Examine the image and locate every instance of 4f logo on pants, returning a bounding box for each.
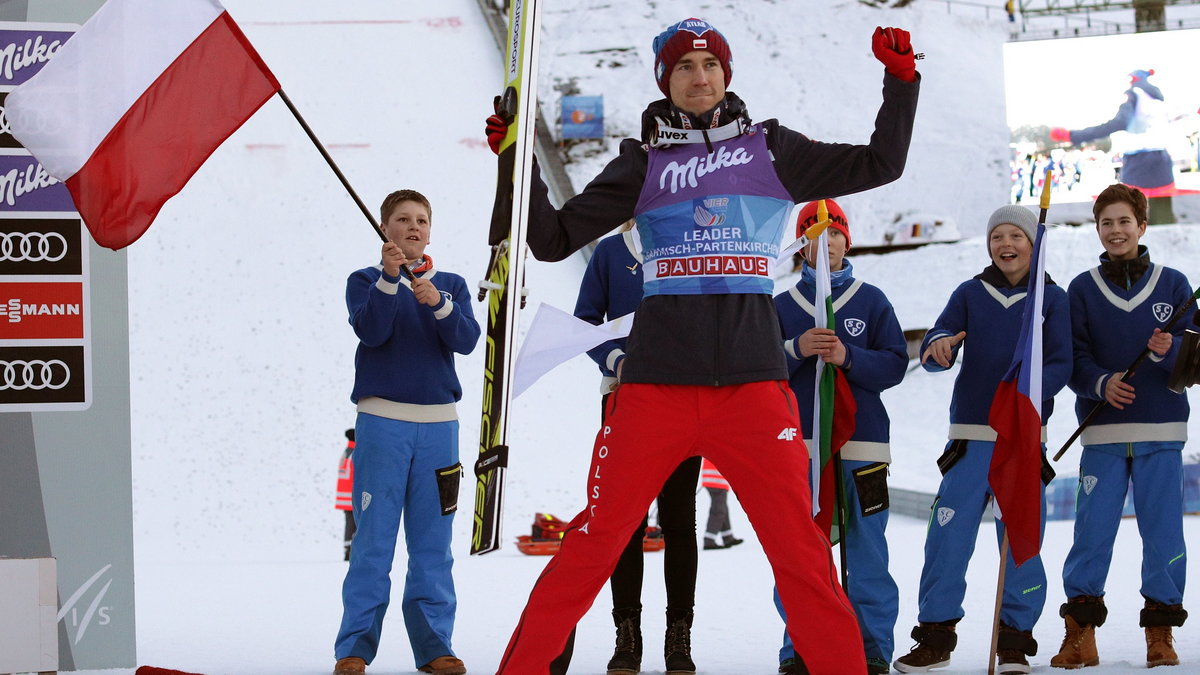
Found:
[777,427,798,441]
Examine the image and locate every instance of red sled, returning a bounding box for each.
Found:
[516,513,666,555]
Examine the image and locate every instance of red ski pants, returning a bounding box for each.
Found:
[496,381,864,674]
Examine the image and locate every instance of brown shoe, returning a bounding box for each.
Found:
[333,656,366,675]
[1146,626,1180,667]
[1050,616,1099,669]
[419,655,467,675]
[893,622,957,673]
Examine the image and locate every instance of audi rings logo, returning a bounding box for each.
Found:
[0,104,10,136]
[1,358,71,391]
[1,231,68,262]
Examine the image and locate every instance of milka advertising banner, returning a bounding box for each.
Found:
[1,15,135,672]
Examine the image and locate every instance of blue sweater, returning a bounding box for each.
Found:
[1067,256,1191,446]
[346,264,480,413]
[773,261,908,462]
[573,230,644,378]
[921,269,1072,441]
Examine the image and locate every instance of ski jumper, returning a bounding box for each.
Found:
[914,267,1071,632]
[1067,80,1174,193]
[573,230,702,615]
[335,263,480,668]
[1062,250,1191,607]
[497,72,919,675]
[772,260,907,665]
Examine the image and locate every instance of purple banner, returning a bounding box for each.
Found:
[0,28,73,87]
[0,154,75,212]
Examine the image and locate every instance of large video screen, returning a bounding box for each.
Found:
[1004,29,1199,204]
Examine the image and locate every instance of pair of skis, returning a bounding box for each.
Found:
[471,0,542,555]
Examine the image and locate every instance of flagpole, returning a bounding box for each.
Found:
[274,89,416,281]
[834,453,849,591]
[987,525,1010,675]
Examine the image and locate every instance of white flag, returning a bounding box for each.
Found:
[512,303,634,399]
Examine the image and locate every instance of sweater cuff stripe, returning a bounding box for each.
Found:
[376,276,399,295]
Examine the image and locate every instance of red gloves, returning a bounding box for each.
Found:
[1049,127,1071,143]
[486,113,508,155]
[872,26,916,83]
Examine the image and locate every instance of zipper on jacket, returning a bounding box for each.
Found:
[712,301,722,386]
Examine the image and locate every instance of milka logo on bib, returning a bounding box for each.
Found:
[1152,302,1173,323]
[844,318,866,337]
[659,145,754,194]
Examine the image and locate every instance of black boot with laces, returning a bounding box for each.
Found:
[606,606,641,675]
[664,607,696,674]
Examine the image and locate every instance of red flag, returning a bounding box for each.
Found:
[987,222,1048,566]
[6,0,280,250]
[814,368,857,542]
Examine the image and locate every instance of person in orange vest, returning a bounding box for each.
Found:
[700,459,743,550]
[336,428,356,561]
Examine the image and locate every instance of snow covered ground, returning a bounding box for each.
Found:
[65,0,1200,673]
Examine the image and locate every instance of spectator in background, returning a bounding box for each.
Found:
[337,428,356,561]
[700,459,743,550]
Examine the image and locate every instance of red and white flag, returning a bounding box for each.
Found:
[5,0,279,250]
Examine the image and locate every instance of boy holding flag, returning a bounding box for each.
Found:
[894,205,1071,674]
[773,200,908,675]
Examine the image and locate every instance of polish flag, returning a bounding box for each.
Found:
[5,0,279,250]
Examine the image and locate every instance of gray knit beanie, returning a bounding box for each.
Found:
[986,205,1038,248]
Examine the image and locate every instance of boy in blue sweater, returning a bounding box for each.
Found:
[894,205,1072,675]
[773,200,908,675]
[1049,183,1191,670]
[333,190,481,675]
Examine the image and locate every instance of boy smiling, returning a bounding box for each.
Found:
[1050,183,1192,669]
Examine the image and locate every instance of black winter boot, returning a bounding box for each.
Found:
[664,607,696,674]
[997,623,1038,674]
[893,620,958,673]
[606,606,642,675]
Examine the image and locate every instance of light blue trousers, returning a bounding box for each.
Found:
[335,412,460,667]
[1062,442,1186,605]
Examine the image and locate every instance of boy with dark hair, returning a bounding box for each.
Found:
[1049,182,1191,669]
[895,205,1072,675]
[333,190,480,675]
[487,16,920,675]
